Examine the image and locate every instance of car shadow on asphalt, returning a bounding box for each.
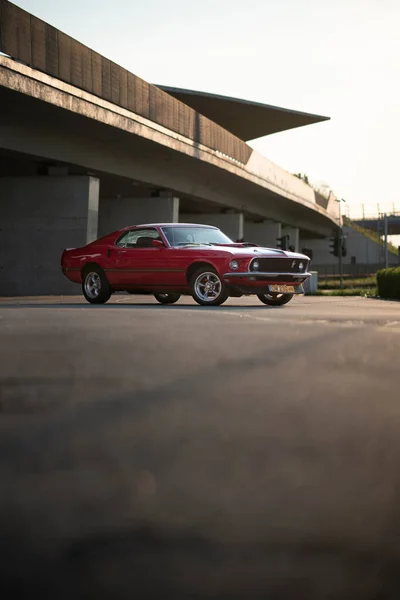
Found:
[0,303,283,311]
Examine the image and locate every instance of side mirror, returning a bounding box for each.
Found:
[152,239,165,248]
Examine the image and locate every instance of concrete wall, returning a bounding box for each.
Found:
[179,213,244,241]
[0,176,99,295]
[98,197,179,237]
[243,221,281,247]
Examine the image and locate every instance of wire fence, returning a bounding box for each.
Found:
[343,205,400,221]
[313,263,398,278]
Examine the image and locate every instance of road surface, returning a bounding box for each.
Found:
[1,295,400,598]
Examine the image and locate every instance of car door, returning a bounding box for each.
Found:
[113,228,171,289]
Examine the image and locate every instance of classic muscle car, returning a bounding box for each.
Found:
[61,223,311,306]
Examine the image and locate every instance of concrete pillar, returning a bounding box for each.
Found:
[282,226,300,252]
[98,196,179,237]
[179,213,244,242]
[244,220,281,247]
[87,180,101,243]
[0,176,99,296]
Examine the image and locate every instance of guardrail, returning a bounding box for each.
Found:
[0,0,252,165]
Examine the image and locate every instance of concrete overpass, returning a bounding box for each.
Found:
[0,0,338,295]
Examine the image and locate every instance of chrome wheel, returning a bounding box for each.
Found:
[84,272,101,299]
[194,272,222,302]
[82,266,111,304]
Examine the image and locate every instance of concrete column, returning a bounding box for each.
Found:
[98,196,179,237]
[282,226,300,252]
[244,220,281,247]
[0,176,99,296]
[179,213,244,242]
[87,178,101,243]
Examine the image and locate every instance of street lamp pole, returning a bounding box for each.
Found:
[384,213,389,269]
[336,198,346,289]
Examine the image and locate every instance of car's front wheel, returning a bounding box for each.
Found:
[257,292,294,306]
[191,268,228,306]
[154,293,181,304]
[82,266,112,304]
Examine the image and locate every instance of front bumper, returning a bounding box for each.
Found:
[224,270,311,279]
[222,271,311,295]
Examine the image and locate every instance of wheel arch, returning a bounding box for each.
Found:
[81,262,103,276]
[186,261,219,283]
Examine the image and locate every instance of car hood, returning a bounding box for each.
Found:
[172,245,310,260]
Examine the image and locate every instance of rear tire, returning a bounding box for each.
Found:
[82,266,111,304]
[154,293,181,304]
[190,268,228,306]
[257,293,293,306]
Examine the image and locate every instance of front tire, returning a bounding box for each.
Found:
[82,266,112,304]
[191,268,228,306]
[257,293,294,306]
[154,293,181,304]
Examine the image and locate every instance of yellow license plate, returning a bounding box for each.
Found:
[268,284,295,293]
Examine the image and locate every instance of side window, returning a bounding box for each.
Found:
[116,228,161,248]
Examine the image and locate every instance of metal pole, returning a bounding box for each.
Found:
[384,213,389,268]
[339,200,343,289]
[377,212,382,265]
[362,204,369,267]
[339,230,343,288]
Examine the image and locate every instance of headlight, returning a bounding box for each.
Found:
[299,262,304,271]
[229,260,239,270]
[252,260,260,270]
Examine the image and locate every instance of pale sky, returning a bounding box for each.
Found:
[15,0,400,221]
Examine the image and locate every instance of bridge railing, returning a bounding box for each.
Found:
[0,0,252,165]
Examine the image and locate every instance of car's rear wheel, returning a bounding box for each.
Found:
[257,292,294,306]
[154,293,181,304]
[191,268,228,306]
[82,266,112,304]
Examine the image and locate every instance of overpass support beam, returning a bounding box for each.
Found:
[0,176,99,296]
[179,213,244,242]
[98,195,179,237]
[244,220,282,247]
[282,226,300,252]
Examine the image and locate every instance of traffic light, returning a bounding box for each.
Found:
[276,234,290,250]
[329,236,339,257]
[330,235,347,257]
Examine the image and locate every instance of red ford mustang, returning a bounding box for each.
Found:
[61,223,311,306]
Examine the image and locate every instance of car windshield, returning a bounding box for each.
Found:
[162,226,233,247]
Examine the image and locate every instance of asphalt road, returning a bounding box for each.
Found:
[1,295,400,599]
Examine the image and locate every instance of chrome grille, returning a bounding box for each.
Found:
[249,258,308,272]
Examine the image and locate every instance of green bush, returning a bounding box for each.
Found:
[376,267,400,299]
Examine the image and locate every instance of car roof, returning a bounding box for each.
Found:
[119,223,219,231]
